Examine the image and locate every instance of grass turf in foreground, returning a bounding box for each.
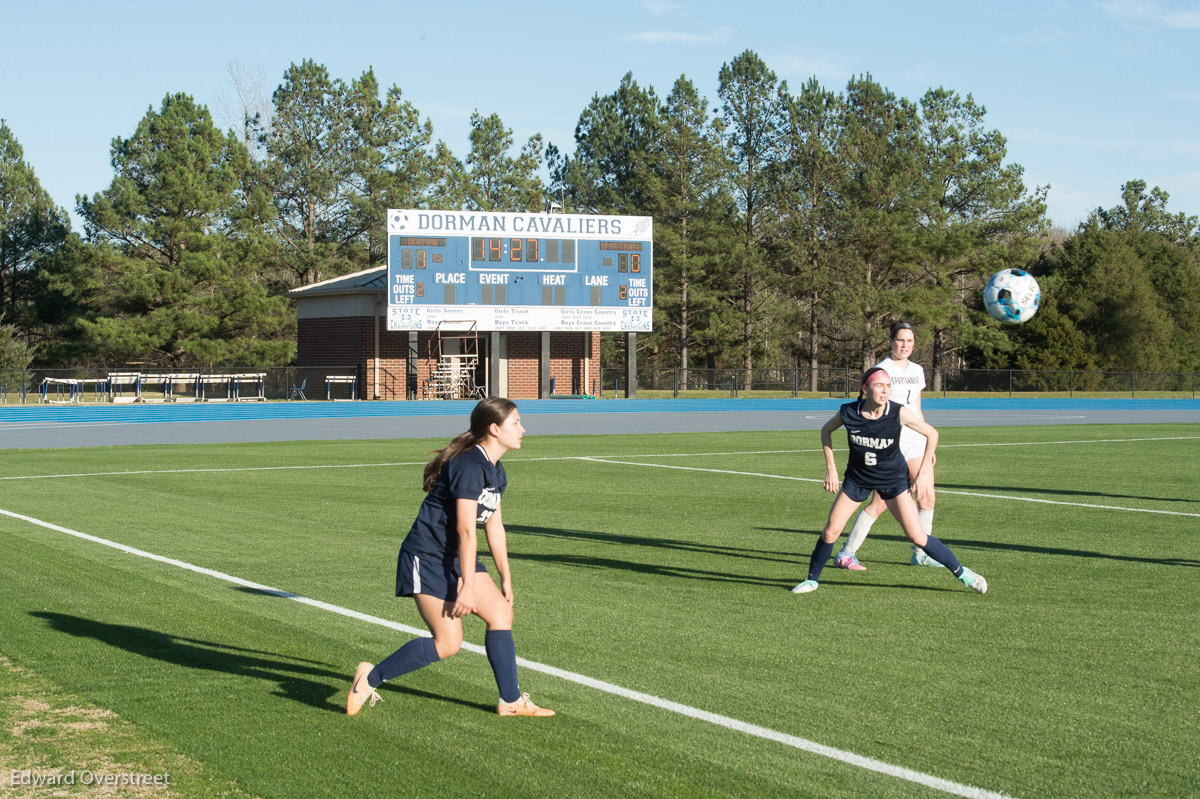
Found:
[0,654,253,798]
[0,425,1198,798]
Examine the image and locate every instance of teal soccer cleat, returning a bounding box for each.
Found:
[957,567,988,594]
[911,546,946,567]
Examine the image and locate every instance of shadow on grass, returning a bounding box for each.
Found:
[228,588,494,714]
[30,611,350,713]
[508,525,979,589]
[804,579,961,594]
[507,523,806,587]
[510,551,800,588]
[939,482,1199,506]
[373,684,494,714]
[508,524,800,563]
[760,528,1200,568]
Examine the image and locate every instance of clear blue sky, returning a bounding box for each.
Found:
[3,0,1197,231]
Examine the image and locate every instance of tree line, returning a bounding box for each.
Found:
[1,52,1197,377]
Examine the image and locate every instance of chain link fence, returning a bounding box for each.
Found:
[597,367,1200,399]
[3,365,1196,403]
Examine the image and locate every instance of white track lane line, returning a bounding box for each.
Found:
[0,506,1014,799]
[0,463,427,481]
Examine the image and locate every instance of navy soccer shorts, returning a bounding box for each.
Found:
[841,477,910,502]
[396,547,488,600]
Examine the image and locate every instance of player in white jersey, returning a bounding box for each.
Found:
[834,321,944,569]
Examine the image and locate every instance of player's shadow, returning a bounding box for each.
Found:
[809,579,964,593]
[761,530,1200,568]
[940,482,1198,506]
[507,524,802,587]
[230,587,490,714]
[29,611,350,712]
[509,524,798,563]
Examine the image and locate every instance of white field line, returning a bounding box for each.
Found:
[3,435,1198,483]
[0,506,1014,799]
[0,463,429,481]
[579,458,1200,519]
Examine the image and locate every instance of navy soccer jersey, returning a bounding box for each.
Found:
[402,445,506,560]
[840,400,908,489]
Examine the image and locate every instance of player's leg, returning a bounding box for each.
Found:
[794,490,862,593]
[883,493,986,594]
[347,594,457,715]
[382,594,460,675]
[903,437,943,567]
[472,576,554,716]
[472,577,519,701]
[837,491,884,570]
[349,551,462,715]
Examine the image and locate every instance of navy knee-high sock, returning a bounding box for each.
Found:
[369,636,440,688]
[808,539,837,581]
[919,535,964,577]
[485,629,521,703]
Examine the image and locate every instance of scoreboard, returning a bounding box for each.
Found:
[386,209,652,332]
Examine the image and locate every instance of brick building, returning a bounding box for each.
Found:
[286,267,602,400]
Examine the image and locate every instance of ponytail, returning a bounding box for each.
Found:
[422,397,518,492]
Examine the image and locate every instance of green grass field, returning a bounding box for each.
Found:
[2,425,1198,798]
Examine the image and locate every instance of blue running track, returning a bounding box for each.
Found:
[3,397,1198,426]
[2,398,1197,449]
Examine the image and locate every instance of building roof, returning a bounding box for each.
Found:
[284,266,386,298]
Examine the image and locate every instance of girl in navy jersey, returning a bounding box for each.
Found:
[346,398,554,717]
[834,321,943,570]
[792,368,987,595]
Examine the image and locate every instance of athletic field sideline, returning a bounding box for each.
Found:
[2,397,1198,450]
[2,422,1197,797]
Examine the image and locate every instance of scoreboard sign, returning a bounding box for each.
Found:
[386,209,653,332]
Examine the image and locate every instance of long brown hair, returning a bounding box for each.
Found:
[422,397,517,492]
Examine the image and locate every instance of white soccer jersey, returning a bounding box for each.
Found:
[877,357,925,411]
[877,357,927,458]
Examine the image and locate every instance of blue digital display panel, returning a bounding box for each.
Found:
[385,209,652,332]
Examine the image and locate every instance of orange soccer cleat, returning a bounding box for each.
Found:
[496,692,555,717]
[346,661,381,716]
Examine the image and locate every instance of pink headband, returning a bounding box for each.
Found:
[864,370,889,387]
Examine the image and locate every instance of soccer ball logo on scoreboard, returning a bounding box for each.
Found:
[385,209,653,333]
[983,268,1041,325]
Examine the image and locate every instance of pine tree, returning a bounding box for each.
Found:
[69,93,292,366]
[345,69,436,264]
[638,75,729,377]
[463,112,543,212]
[556,73,660,214]
[717,51,783,385]
[257,60,359,287]
[0,119,70,334]
[772,78,847,389]
[911,87,1047,384]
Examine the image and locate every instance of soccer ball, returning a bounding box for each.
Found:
[983,268,1041,325]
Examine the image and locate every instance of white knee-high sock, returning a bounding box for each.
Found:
[918,508,934,537]
[843,509,878,555]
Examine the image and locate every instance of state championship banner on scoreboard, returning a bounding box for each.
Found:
[386,209,653,332]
